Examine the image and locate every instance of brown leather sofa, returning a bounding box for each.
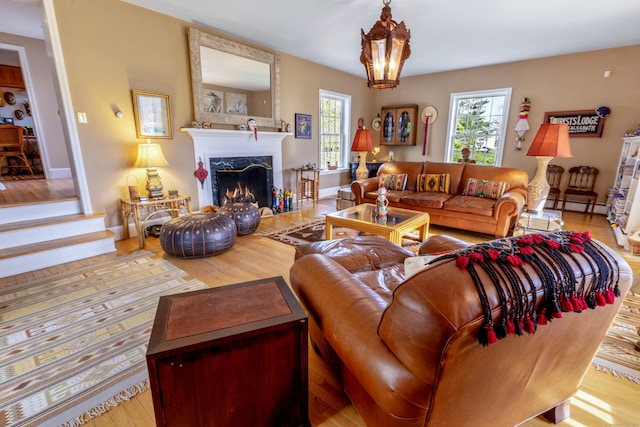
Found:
[350,162,528,237]
[290,234,632,427]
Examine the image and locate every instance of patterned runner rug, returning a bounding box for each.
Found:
[257,216,422,251]
[0,251,207,426]
[592,291,640,383]
[0,174,44,181]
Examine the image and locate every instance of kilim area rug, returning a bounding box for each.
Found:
[0,251,208,426]
[592,291,640,383]
[257,216,422,251]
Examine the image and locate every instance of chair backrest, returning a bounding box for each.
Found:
[567,166,599,192]
[0,125,27,152]
[546,164,564,190]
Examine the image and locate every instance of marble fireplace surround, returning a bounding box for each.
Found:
[182,128,290,209]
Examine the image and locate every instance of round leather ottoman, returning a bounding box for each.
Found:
[160,213,236,258]
[218,202,261,235]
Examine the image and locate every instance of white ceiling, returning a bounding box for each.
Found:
[3,0,640,78]
[123,0,640,77]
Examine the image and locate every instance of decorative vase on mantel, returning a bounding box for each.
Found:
[217,187,261,235]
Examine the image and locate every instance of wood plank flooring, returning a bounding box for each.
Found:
[0,178,76,205]
[2,188,639,426]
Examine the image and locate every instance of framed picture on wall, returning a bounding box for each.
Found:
[131,90,172,139]
[543,110,605,138]
[295,113,312,139]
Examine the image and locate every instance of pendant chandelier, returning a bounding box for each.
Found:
[360,0,411,89]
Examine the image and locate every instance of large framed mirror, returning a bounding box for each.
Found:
[188,27,280,129]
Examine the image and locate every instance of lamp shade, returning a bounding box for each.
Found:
[133,143,169,168]
[526,124,573,158]
[351,129,374,153]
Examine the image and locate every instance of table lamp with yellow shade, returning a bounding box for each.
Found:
[134,141,169,199]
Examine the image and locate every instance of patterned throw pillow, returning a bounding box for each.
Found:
[462,178,507,200]
[417,173,451,193]
[378,173,408,191]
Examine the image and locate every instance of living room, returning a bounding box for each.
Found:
[2,0,640,229]
[1,0,640,426]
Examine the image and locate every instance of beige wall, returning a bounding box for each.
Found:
[371,46,640,202]
[52,0,640,229]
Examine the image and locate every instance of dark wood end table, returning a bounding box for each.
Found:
[146,276,309,427]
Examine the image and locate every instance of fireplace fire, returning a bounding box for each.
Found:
[214,159,272,208]
[224,183,256,204]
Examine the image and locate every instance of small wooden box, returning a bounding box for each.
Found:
[146,276,309,427]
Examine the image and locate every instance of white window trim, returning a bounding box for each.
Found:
[319,89,351,170]
[445,87,512,167]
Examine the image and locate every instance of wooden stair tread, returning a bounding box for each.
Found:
[0,212,107,232]
[0,196,79,209]
[0,230,116,260]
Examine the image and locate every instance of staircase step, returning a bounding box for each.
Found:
[1,197,81,223]
[0,213,108,249]
[0,230,116,278]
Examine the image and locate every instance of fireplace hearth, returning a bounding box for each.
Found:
[183,128,288,210]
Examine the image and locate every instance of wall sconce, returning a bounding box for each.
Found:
[111,104,124,119]
[133,141,169,199]
[514,97,531,150]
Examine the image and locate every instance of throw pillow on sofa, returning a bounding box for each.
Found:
[462,178,506,199]
[417,173,451,193]
[379,173,408,191]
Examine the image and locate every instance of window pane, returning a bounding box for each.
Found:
[447,89,511,166]
[319,91,350,169]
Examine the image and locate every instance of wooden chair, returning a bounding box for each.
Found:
[561,166,599,217]
[0,125,34,176]
[546,164,564,210]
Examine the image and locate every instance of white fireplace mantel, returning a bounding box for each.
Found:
[182,128,291,208]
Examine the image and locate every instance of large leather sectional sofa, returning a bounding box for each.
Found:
[350,161,529,237]
[290,234,632,427]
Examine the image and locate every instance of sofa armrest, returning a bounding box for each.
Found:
[295,236,414,272]
[492,188,527,237]
[290,254,431,417]
[351,178,379,204]
[418,235,471,255]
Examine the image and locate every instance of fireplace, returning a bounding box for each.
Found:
[211,156,273,207]
[182,128,288,210]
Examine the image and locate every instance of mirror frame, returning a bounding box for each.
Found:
[188,27,280,129]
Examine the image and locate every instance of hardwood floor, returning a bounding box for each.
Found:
[2,188,639,426]
[0,178,76,205]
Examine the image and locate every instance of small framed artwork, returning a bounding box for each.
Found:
[131,90,172,139]
[295,113,312,139]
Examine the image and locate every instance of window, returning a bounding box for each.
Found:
[445,88,512,166]
[319,90,351,170]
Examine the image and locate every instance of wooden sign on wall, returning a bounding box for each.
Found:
[543,110,605,138]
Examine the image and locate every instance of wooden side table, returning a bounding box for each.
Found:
[146,276,309,427]
[120,194,191,248]
[293,168,320,207]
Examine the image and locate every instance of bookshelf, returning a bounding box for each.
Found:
[607,136,640,249]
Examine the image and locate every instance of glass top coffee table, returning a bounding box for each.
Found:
[325,203,430,245]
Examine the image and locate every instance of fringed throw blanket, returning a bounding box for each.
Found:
[431,231,621,346]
